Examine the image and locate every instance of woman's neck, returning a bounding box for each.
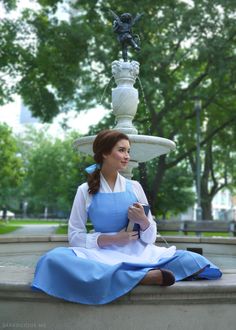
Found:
[101,168,118,191]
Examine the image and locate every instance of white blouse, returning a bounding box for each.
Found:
[68,173,157,249]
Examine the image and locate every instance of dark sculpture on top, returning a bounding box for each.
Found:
[109,10,143,62]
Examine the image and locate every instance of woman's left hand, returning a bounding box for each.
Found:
[128,203,150,231]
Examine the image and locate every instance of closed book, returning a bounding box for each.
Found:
[126,204,150,233]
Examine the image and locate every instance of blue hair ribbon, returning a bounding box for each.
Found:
[85,163,101,174]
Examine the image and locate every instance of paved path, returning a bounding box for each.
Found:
[3,224,59,236]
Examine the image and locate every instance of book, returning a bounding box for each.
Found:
[126,203,150,233]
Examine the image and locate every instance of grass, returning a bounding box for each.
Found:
[0,220,231,237]
[158,231,229,237]
[55,227,231,237]
[10,219,65,225]
[56,225,68,234]
[0,223,22,235]
[55,223,94,235]
[0,219,65,235]
[201,232,229,237]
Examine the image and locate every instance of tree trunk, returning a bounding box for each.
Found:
[201,197,213,220]
[138,162,149,197]
[150,155,166,210]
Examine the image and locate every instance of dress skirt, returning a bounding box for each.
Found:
[31,247,222,305]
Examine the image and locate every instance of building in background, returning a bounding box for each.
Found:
[180,188,236,221]
[212,190,236,221]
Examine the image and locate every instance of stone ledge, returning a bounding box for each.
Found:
[0,266,236,305]
[1,238,235,330]
[157,235,236,245]
[1,235,236,245]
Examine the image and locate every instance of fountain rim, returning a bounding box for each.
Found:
[74,134,176,150]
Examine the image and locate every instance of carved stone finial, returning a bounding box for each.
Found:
[112,60,139,85]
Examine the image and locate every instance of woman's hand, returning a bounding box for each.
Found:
[128,203,150,231]
[97,230,139,248]
[114,230,139,246]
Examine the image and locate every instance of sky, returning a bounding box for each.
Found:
[0,0,110,138]
[0,96,110,138]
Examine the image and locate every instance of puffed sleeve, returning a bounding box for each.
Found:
[132,180,157,244]
[68,183,101,249]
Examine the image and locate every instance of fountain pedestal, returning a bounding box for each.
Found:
[112,60,139,134]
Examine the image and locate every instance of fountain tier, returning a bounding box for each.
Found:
[74,60,176,177]
[75,134,175,163]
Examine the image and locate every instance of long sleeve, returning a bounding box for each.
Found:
[132,181,157,244]
[68,176,157,248]
[68,183,101,249]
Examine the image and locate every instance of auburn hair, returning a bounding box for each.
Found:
[87,129,130,194]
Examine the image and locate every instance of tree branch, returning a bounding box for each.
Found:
[166,115,236,169]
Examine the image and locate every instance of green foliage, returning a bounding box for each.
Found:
[1,0,17,11]
[0,123,24,204]
[156,166,195,219]
[1,0,236,217]
[134,160,195,218]
[15,128,93,215]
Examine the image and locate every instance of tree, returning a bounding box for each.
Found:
[137,161,195,219]
[1,0,236,217]
[18,128,92,216]
[0,123,23,205]
[189,123,236,219]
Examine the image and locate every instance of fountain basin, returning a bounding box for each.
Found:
[74,134,176,163]
[0,236,235,330]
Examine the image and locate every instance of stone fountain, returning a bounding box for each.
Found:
[0,12,235,330]
[74,11,176,177]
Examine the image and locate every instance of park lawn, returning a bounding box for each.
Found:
[0,223,22,235]
[10,219,65,225]
[158,231,229,237]
[1,220,230,237]
[55,226,230,237]
[56,223,94,235]
[202,232,229,237]
[56,225,68,234]
[0,219,64,235]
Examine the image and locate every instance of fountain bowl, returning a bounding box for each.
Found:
[74,134,176,163]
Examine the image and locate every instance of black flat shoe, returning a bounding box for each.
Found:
[160,269,175,286]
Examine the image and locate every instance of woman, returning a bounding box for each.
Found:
[32,129,222,305]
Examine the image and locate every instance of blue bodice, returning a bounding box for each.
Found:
[88,180,138,233]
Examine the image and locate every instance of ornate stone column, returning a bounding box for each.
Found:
[112,60,139,134]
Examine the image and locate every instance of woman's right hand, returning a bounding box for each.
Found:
[113,230,139,246]
[97,230,139,248]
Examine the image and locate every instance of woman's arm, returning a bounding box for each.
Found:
[97,231,139,248]
[68,184,101,249]
[131,181,157,244]
[68,183,139,249]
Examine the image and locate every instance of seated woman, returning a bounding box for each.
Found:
[32,129,222,305]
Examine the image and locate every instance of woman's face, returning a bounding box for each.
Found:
[103,139,130,171]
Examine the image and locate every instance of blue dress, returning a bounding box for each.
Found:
[31,180,222,305]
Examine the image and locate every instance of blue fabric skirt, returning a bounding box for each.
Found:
[31,247,222,305]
